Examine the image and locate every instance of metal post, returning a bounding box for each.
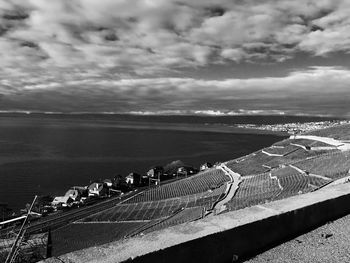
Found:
[5,195,37,263]
[46,228,52,258]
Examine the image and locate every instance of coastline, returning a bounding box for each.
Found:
[0,115,288,136]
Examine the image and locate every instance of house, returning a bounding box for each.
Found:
[64,189,80,202]
[51,196,74,208]
[112,174,125,189]
[200,162,213,171]
[163,160,186,177]
[147,166,164,186]
[147,166,164,178]
[32,195,54,214]
[141,175,149,185]
[103,179,113,188]
[71,186,88,197]
[88,182,107,197]
[177,166,198,177]
[125,173,142,186]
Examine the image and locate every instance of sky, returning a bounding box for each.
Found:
[1,0,350,117]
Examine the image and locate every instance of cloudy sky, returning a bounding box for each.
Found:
[1,0,350,116]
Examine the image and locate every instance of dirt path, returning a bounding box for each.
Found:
[213,164,242,214]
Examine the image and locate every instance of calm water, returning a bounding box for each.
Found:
[0,114,334,211]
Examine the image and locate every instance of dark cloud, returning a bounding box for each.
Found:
[205,6,226,17]
[310,24,324,32]
[1,66,350,116]
[2,10,28,20]
[20,40,39,49]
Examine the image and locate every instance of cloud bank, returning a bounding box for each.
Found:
[1,66,350,116]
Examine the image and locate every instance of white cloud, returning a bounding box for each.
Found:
[1,0,350,76]
[9,65,348,96]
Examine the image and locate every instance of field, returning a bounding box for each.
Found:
[307,124,350,140]
[226,163,334,212]
[125,168,229,203]
[226,147,329,174]
[226,152,272,176]
[227,173,282,211]
[144,206,204,234]
[271,167,310,197]
[263,145,299,156]
[293,152,350,179]
[51,222,146,256]
[274,138,336,149]
[273,138,319,147]
[309,140,336,148]
[81,183,227,223]
[306,175,330,188]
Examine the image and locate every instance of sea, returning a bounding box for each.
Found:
[0,113,337,212]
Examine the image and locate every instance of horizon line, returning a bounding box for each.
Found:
[0,109,342,118]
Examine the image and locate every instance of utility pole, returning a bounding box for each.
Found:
[46,228,52,258]
[158,170,161,187]
[5,195,37,263]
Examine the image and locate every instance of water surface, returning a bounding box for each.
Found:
[2,114,330,211]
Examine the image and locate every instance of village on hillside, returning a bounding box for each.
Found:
[0,160,213,224]
[235,120,350,134]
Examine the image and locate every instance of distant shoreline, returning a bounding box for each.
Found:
[1,113,339,137]
[0,115,288,136]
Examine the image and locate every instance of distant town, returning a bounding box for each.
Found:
[235,120,350,134]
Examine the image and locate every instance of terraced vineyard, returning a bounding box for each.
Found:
[309,140,336,147]
[294,152,350,179]
[272,168,310,197]
[51,222,146,256]
[47,123,350,257]
[144,206,205,234]
[265,148,336,167]
[82,182,227,223]
[226,147,329,175]
[226,152,272,176]
[306,175,331,188]
[280,148,326,162]
[275,138,336,149]
[307,124,350,140]
[288,138,316,146]
[125,168,229,203]
[226,160,342,213]
[227,173,282,211]
[54,176,228,255]
[263,145,299,156]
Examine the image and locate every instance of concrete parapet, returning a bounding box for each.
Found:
[44,183,350,263]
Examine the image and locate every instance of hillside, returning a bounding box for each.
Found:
[46,123,350,257]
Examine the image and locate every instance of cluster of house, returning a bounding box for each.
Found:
[125,163,212,187]
[50,162,214,210]
[51,179,116,209]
